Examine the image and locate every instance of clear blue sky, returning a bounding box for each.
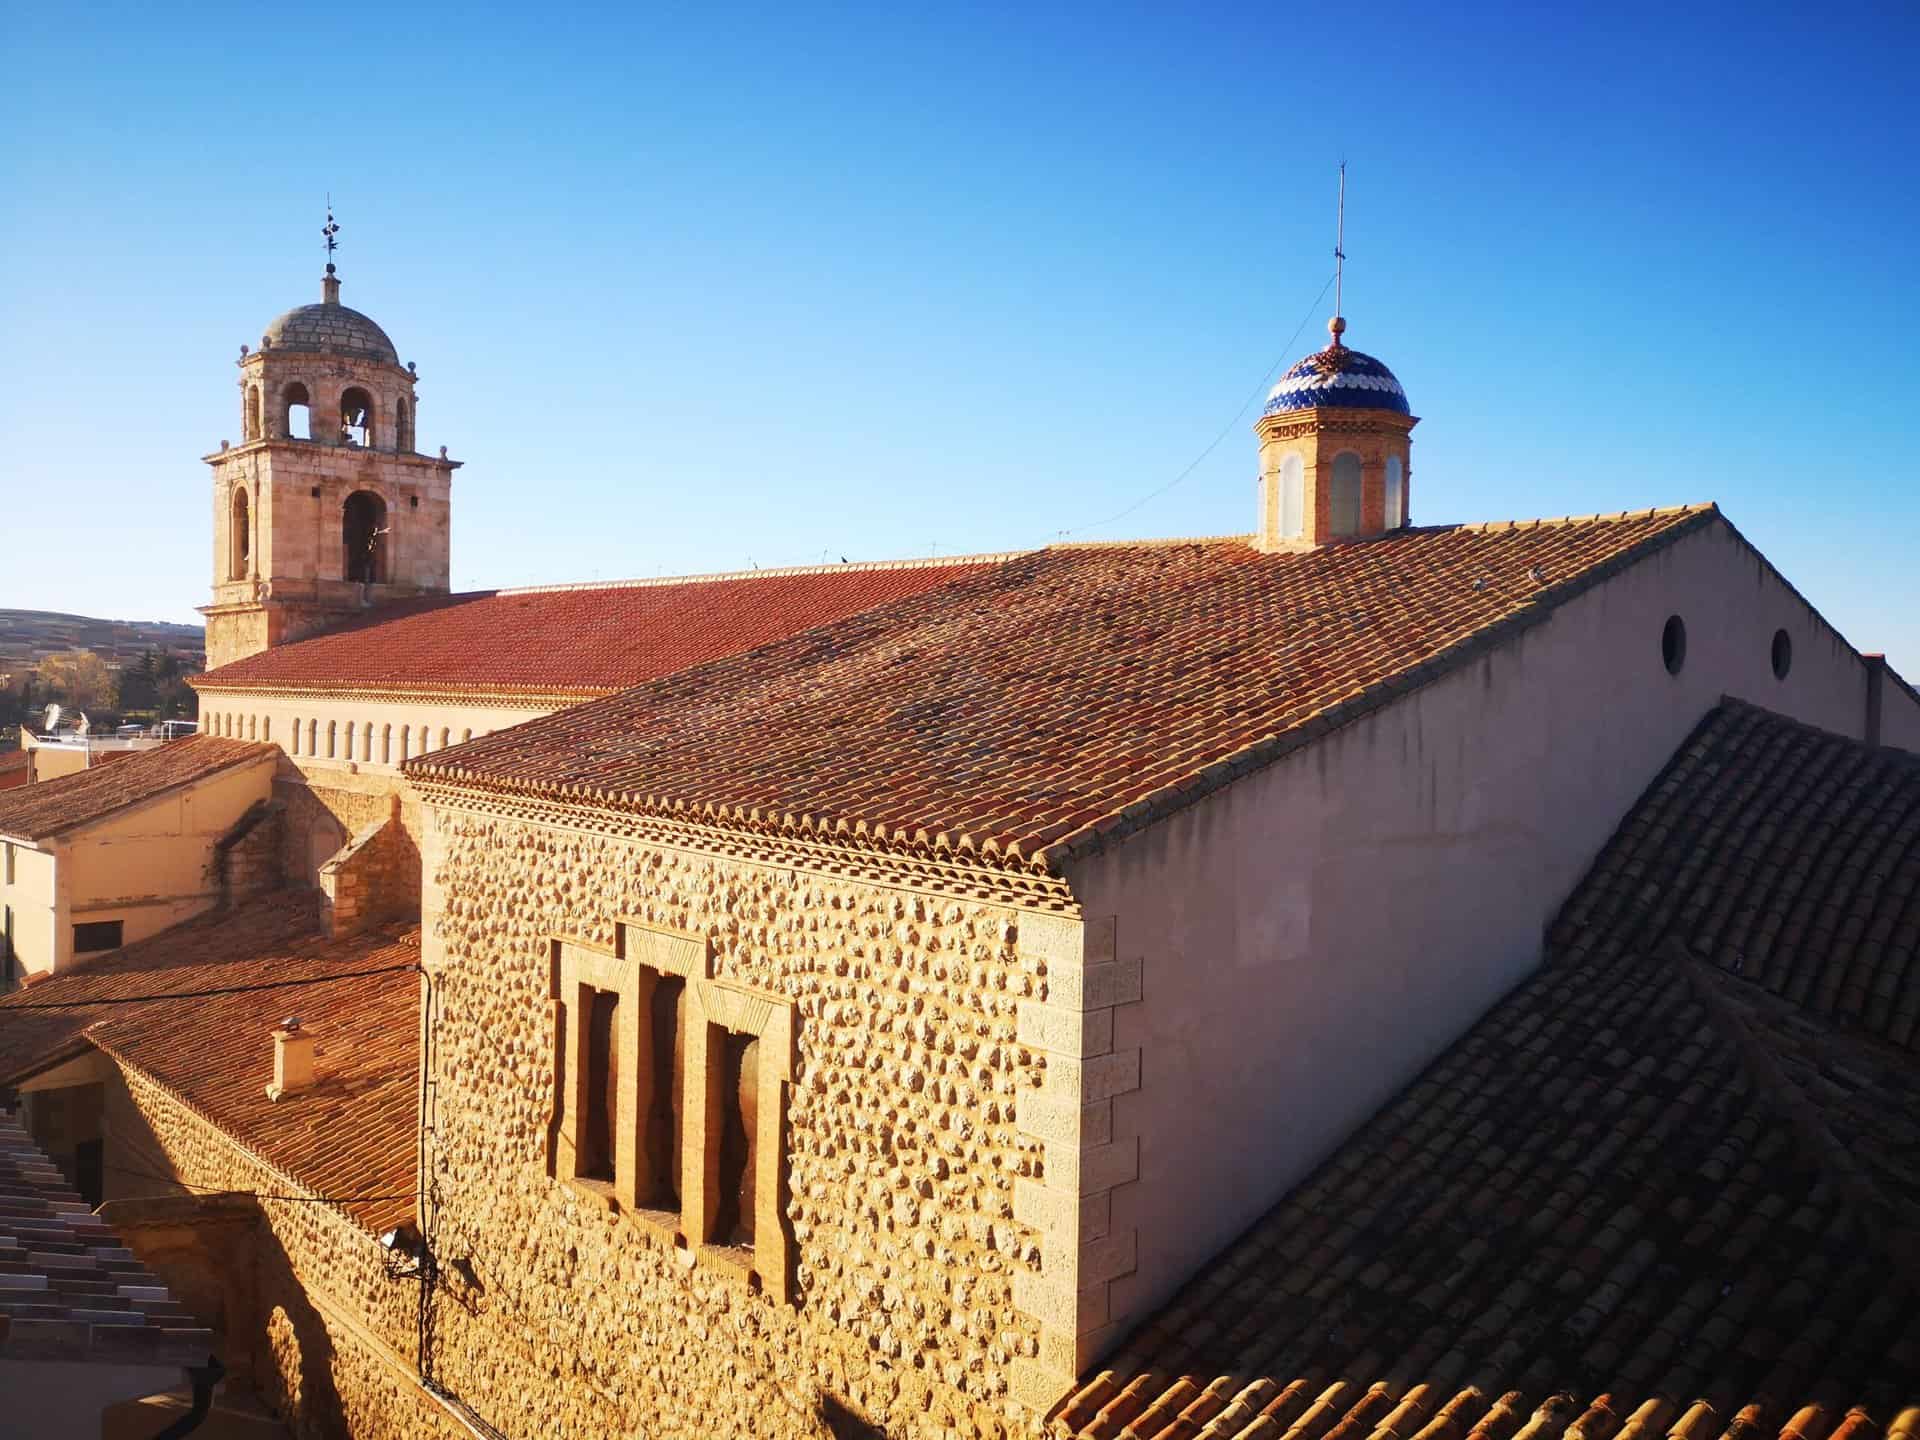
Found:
[3,2,1915,673]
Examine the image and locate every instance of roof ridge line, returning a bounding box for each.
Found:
[1045,533,1257,551]
[1451,502,1718,535]
[498,551,1030,595]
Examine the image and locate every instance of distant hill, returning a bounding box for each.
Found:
[0,609,204,673]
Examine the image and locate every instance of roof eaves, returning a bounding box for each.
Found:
[3,743,278,842]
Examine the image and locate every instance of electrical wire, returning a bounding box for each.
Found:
[1,961,420,1010]
[1048,270,1338,543]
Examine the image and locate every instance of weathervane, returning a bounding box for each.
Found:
[322,198,340,276]
[1332,162,1346,339]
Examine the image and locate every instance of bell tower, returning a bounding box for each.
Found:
[1253,316,1417,550]
[201,219,459,670]
[1254,170,1417,551]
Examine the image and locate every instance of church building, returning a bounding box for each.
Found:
[1,255,1916,1440]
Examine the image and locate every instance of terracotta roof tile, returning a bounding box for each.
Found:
[413,508,1716,872]
[192,557,1004,697]
[1052,704,1920,1440]
[1551,701,1920,1050]
[0,1110,212,1365]
[0,894,419,1234]
[0,736,274,842]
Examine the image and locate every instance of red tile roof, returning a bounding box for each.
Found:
[1053,703,1920,1440]
[0,894,420,1234]
[0,736,274,843]
[0,1111,212,1365]
[191,557,1006,698]
[412,508,1717,874]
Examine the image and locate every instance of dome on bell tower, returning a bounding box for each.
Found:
[260,267,400,366]
[1262,323,1410,417]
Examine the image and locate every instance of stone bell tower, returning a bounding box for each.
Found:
[200,243,459,670]
[1253,315,1418,551]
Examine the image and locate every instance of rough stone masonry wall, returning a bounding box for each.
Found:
[103,1064,457,1440]
[422,806,1065,1440]
[318,802,415,939]
[278,764,424,901]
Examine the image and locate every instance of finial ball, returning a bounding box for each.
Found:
[1328,316,1347,340]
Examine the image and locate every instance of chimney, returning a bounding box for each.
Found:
[266,1018,315,1101]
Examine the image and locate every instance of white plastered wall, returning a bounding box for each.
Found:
[1061,515,1886,1360]
[193,689,559,773]
[4,757,278,980]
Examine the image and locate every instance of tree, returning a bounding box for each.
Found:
[36,649,115,715]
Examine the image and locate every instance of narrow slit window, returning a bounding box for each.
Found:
[581,987,620,1185]
[644,977,685,1209]
[709,1030,759,1248]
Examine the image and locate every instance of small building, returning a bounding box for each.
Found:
[0,735,278,985]
[0,746,30,793]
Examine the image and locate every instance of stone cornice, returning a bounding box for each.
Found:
[189,678,584,710]
[414,778,1079,913]
[1255,407,1421,442]
[203,437,460,470]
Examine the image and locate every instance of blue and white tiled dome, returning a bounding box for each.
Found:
[1262,340,1410,417]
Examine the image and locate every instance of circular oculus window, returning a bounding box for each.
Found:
[1662,615,1687,676]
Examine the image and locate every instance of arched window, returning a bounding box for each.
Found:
[419,725,430,754]
[398,726,410,764]
[1279,454,1305,541]
[230,488,252,581]
[343,491,389,584]
[439,727,451,750]
[461,728,472,744]
[261,717,271,744]
[326,720,337,759]
[395,396,412,452]
[340,388,375,448]
[381,724,392,765]
[291,717,302,756]
[1329,452,1363,538]
[362,722,374,762]
[283,382,311,441]
[245,385,262,441]
[247,715,257,741]
[1384,455,1405,530]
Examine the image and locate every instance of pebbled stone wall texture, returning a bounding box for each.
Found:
[420,804,1068,1439]
[103,1063,457,1440]
[277,766,424,897]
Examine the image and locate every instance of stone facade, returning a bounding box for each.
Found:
[411,794,1121,1438]
[318,799,414,939]
[102,1063,456,1440]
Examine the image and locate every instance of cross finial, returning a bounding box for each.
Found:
[1330,162,1347,347]
[322,197,341,277]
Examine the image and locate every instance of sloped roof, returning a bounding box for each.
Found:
[0,736,274,843]
[0,895,420,1235]
[1053,703,1920,1440]
[0,1111,212,1365]
[412,507,1716,874]
[1552,699,1920,1049]
[192,557,1006,698]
